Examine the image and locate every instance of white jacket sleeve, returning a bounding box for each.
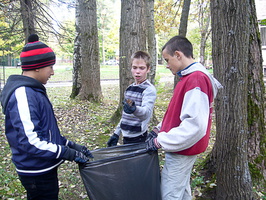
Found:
[157,87,210,152]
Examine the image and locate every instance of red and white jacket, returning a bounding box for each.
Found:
[157,62,222,155]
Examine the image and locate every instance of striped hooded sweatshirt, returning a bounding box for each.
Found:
[157,62,222,155]
[114,79,157,138]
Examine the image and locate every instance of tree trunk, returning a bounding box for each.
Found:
[70,33,82,99]
[197,0,211,66]
[146,0,157,85]
[76,0,102,102]
[110,0,146,123]
[174,0,191,88]
[20,0,35,42]
[178,0,191,36]
[210,0,253,199]
[70,3,82,99]
[146,0,158,125]
[247,0,266,190]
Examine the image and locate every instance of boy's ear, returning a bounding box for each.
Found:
[174,50,182,58]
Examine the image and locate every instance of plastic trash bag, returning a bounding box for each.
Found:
[79,143,161,200]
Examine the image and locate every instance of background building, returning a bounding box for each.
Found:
[255,0,266,75]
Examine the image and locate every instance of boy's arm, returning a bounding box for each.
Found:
[133,86,157,120]
[157,87,210,152]
[9,87,64,159]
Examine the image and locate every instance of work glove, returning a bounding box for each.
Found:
[107,134,119,147]
[62,146,89,163]
[145,130,158,142]
[146,138,161,152]
[123,99,136,114]
[68,141,93,158]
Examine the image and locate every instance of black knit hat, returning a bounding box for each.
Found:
[20,34,56,71]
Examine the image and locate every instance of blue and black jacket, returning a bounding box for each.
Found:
[0,75,69,176]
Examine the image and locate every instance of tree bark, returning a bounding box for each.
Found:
[197,0,211,66]
[70,33,82,99]
[76,0,102,102]
[70,2,82,99]
[247,0,266,190]
[110,0,146,123]
[210,0,253,199]
[146,0,159,125]
[20,0,35,42]
[146,0,157,85]
[174,0,191,88]
[178,0,191,37]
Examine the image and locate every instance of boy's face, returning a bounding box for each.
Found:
[162,49,182,75]
[35,65,54,84]
[131,58,150,84]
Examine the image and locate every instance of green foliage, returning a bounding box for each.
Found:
[154,0,182,34]
[191,175,205,190]
[259,19,266,26]
[97,0,120,62]
[57,19,76,58]
[0,1,25,59]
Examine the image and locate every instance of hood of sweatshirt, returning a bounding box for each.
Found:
[178,62,223,98]
[0,75,46,114]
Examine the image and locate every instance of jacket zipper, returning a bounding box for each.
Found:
[49,130,52,142]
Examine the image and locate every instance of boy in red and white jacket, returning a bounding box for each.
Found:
[146,36,222,200]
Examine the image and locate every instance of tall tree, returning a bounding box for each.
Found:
[20,0,35,41]
[178,0,191,36]
[206,0,266,198]
[246,0,266,191]
[146,0,157,85]
[174,0,191,87]
[119,0,146,99]
[19,0,63,42]
[110,0,147,123]
[73,0,102,102]
[194,0,211,66]
[70,6,81,99]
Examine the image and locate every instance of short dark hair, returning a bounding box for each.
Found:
[162,36,193,58]
[131,51,151,68]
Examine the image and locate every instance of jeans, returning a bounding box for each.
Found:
[123,131,147,144]
[161,153,197,200]
[19,168,59,200]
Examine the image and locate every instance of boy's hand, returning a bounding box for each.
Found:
[146,138,161,152]
[74,151,89,163]
[107,134,119,147]
[123,99,136,114]
[68,141,93,158]
[145,130,158,142]
[62,147,90,163]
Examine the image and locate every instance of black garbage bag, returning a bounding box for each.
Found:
[79,143,161,200]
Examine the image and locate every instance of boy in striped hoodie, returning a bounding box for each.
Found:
[107,51,157,146]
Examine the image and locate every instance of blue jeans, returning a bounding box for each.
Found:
[19,168,59,200]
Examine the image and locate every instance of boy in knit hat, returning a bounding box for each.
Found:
[146,36,222,200]
[0,34,93,200]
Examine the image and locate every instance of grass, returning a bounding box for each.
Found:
[0,64,171,84]
[0,65,172,200]
[0,83,173,199]
[1,75,215,199]
[1,65,263,199]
